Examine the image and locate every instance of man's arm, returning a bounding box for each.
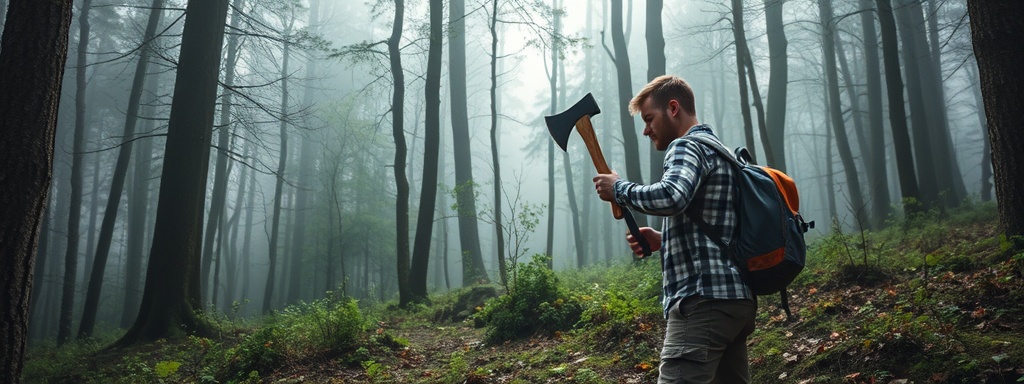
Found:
[612,140,709,216]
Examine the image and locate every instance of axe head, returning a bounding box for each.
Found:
[544,93,601,151]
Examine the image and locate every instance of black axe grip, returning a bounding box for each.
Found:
[622,208,652,259]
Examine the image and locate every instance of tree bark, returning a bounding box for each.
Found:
[907,0,966,205]
[731,0,757,163]
[449,0,488,286]
[288,0,319,306]
[388,0,411,305]
[764,0,788,172]
[646,0,665,181]
[0,0,73,378]
[263,22,293,314]
[408,0,443,304]
[859,0,891,228]
[201,0,243,306]
[876,0,920,211]
[545,0,560,264]
[488,0,507,286]
[79,0,164,338]
[121,70,161,328]
[609,0,645,187]
[894,0,940,207]
[57,0,92,345]
[117,0,229,345]
[967,63,992,202]
[820,0,868,230]
[967,0,1024,240]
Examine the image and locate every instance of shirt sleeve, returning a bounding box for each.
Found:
[612,139,712,216]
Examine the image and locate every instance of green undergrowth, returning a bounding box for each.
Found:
[24,202,1024,383]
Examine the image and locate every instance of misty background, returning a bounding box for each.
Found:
[10,0,989,344]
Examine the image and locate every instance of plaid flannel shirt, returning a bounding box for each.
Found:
[612,124,752,318]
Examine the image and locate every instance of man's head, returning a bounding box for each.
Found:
[629,75,699,151]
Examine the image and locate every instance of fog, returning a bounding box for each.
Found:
[16,0,989,342]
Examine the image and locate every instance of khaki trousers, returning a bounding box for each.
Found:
[658,296,757,384]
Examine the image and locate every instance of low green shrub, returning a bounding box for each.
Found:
[477,255,583,343]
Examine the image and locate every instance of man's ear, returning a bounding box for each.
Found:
[667,99,680,117]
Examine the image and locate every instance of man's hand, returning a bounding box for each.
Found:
[627,227,662,257]
[592,171,620,202]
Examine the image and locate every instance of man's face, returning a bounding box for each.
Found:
[640,97,675,151]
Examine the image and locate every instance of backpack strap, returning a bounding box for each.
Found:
[678,134,740,264]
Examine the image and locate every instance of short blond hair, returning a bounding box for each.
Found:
[628,75,696,117]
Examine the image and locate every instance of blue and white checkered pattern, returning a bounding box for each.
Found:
[613,125,752,318]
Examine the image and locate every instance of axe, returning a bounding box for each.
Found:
[545,93,652,259]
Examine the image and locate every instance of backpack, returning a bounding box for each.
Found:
[682,134,814,319]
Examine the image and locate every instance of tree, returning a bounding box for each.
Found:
[859,0,892,228]
[894,0,939,207]
[78,0,164,339]
[820,0,868,229]
[545,0,560,263]
[764,0,788,171]
[118,0,230,344]
[388,0,412,306]
[876,0,920,212]
[57,0,92,345]
[449,0,489,286]
[210,0,244,311]
[646,0,665,181]
[968,0,1024,241]
[730,0,757,162]
[488,0,507,285]
[287,0,319,306]
[0,0,74,379]
[607,0,645,188]
[263,3,298,313]
[408,0,444,304]
[900,0,966,206]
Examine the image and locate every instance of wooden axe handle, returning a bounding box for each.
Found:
[575,115,624,220]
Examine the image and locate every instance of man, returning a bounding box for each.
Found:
[593,75,757,383]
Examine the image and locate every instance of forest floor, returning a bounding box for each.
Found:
[23,203,1024,383]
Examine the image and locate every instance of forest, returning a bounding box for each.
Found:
[1,0,1022,383]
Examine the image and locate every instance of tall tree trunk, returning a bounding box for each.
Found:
[239,143,256,305]
[820,0,868,230]
[967,0,1024,241]
[609,0,645,187]
[833,32,871,194]
[764,0,788,171]
[79,0,163,338]
[925,0,967,204]
[288,0,319,306]
[859,0,891,228]
[905,0,966,206]
[894,0,939,207]
[489,0,507,286]
[876,0,920,212]
[263,27,292,314]
[223,142,247,312]
[646,0,665,182]
[731,0,757,162]
[545,0,560,264]
[408,0,443,304]
[29,191,54,343]
[58,0,92,345]
[0,0,73,377]
[201,0,243,305]
[741,44,774,166]
[83,152,101,286]
[449,0,487,286]
[388,0,411,305]
[117,0,229,345]
[968,63,992,202]
[121,71,161,328]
